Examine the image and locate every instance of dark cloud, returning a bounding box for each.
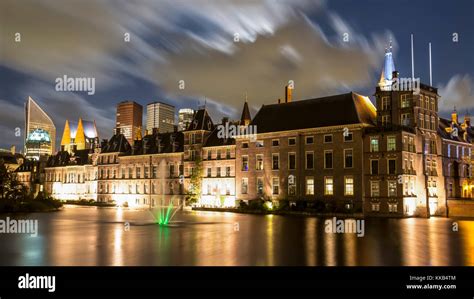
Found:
[438,74,474,116]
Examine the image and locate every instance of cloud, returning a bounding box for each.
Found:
[156,18,392,117]
[438,74,474,115]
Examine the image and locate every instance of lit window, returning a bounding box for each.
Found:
[241,178,248,194]
[256,154,263,170]
[388,203,398,213]
[370,181,380,197]
[387,136,396,151]
[288,176,296,196]
[257,178,264,195]
[400,94,410,108]
[344,177,354,196]
[371,203,380,212]
[370,137,379,152]
[272,154,279,170]
[242,156,249,171]
[324,177,334,196]
[256,140,264,147]
[306,177,314,195]
[272,177,279,195]
[388,180,397,197]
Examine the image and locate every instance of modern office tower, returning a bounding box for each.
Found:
[178,108,194,131]
[116,101,143,145]
[60,118,99,153]
[146,102,175,133]
[24,96,56,160]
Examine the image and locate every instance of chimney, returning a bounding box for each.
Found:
[10,145,15,155]
[285,85,292,103]
[115,127,121,135]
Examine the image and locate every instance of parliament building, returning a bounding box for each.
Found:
[41,46,474,218]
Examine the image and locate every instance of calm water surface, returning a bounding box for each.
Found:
[1,205,473,266]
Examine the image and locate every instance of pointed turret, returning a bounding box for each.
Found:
[240,98,252,126]
[60,120,71,148]
[75,118,86,150]
[378,42,396,90]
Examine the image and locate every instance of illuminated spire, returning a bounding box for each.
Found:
[378,41,396,90]
[75,118,86,150]
[60,120,71,147]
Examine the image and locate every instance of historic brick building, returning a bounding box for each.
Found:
[40,45,474,217]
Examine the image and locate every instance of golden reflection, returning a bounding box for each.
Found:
[427,218,447,266]
[305,218,317,266]
[324,228,336,266]
[460,220,474,266]
[266,215,274,266]
[112,225,124,266]
[401,218,420,266]
[343,232,356,266]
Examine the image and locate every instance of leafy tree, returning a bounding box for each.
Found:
[186,157,203,204]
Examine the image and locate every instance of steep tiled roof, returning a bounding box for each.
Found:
[101,133,131,153]
[186,109,214,131]
[46,149,91,167]
[438,117,474,143]
[203,126,236,147]
[129,131,184,155]
[250,92,376,133]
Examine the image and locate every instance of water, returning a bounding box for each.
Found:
[0,205,473,266]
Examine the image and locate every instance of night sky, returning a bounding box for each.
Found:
[1,0,473,151]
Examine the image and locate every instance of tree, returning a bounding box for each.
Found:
[0,160,28,202]
[186,157,203,204]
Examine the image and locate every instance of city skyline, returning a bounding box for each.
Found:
[1,0,473,151]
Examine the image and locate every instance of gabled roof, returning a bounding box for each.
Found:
[128,131,184,155]
[250,92,376,134]
[438,117,474,143]
[101,133,131,153]
[186,109,214,131]
[46,149,92,167]
[203,126,236,147]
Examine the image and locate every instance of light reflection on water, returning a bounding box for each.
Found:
[0,205,473,266]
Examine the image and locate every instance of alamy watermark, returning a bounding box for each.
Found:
[0,217,38,237]
[55,75,95,95]
[392,77,420,95]
[217,123,257,141]
[325,217,365,237]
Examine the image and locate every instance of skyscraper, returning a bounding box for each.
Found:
[178,108,194,131]
[116,101,142,145]
[146,102,175,133]
[24,96,56,160]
